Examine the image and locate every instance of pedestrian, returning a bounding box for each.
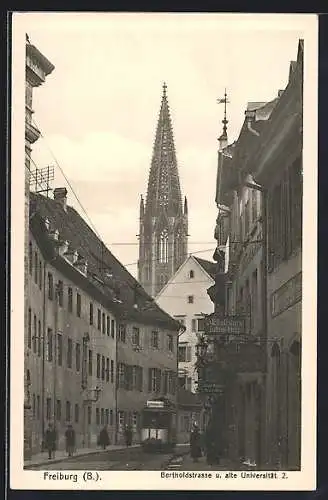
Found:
[44,423,57,460]
[190,422,202,463]
[124,424,133,448]
[65,424,76,457]
[204,420,216,465]
[99,425,110,450]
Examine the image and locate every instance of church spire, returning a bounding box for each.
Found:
[145,82,183,217]
[138,83,188,297]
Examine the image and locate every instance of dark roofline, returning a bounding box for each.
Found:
[30,195,181,331]
[26,43,55,75]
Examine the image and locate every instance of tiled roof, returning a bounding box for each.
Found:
[194,257,217,279]
[30,192,180,330]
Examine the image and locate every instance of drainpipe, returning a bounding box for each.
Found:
[53,284,59,441]
[114,319,119,445]
[41,261,47,449]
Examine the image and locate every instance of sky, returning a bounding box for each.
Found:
[20,13,305,278]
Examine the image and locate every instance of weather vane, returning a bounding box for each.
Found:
[217,89,230,139]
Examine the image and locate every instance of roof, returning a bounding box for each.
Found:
[193,257,217,279]
[30,192,181,330]
[177,388,202,408]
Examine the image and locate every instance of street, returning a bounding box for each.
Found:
[27,445,191,471]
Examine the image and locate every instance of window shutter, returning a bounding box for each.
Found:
[148,368,152,392]
[187,346,192,362]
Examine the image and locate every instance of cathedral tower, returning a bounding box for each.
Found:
[138,83,188,297]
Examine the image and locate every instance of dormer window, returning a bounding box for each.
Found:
[189,270,194,279]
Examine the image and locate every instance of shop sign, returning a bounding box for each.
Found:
[146,400,164,408]
[197,382,224,394]
[205,314,246,336]
[271,272,302,318]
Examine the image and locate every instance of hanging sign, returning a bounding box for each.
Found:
[146,400,165,409]
[205,314,246,335]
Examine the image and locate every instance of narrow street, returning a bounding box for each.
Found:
[27,445,191,471]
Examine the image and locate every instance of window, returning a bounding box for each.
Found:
[89,303,93,325]
[111,319,115,339]
[101,355,105,380]
[197,318,205,332]
[186,377,192,391]
[148,368,161,393]
[32,394,36,418]
[96,408,100,425]
[187,295,194,304]
[110,360,114,383]
[158,230,168,263]
[39,260,42,289]
[29,242,33,276]
[88,350,93,376]
[68,287,73,312]
[191,319,196,332]
[36,395,40,419]
[34,251,38,283]
[96,354,101,378]
[189,270,194,279]
[57,281,64,307]
[151,331,159,349]
[136,366,143,391]
[132,411,138,430]
[252,189,257,222]
[48,273,54,300]
[101,408,104,425]
[118,411,125,430]
[76,343,81,372]
[110,409,113,425]
[106,358,110,382]
[178,344,192,362]
[87,406,92,425]
[47,328,53,362]
[105,409,109,425]
[27,308,32,348]
[97,309,101,330]
[46,398,52,420]
[57,334,63,366]
[102,313,105,334]
[37,320,41,356]
[168,334,174,352]
[244,199,250,237]
[132,327,140,346]
[56,400,61,421]
[168,371,176,395]
[251,269,258,331]
[74,404,79,423]
[67,338,73,368]
[33,314,37,353]
[118,324,126,342]
[106,316,110,336]
[118,363,125,388]
[76,293,81,317]
[66,401,71,422]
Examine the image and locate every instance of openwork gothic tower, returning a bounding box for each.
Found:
[138,83,188,297]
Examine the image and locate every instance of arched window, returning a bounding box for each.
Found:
[158,230,168,263]
[189,270,194,279]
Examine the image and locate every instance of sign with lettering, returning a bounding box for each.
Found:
[146,400,164,409]
[271,272,302,318]
[205,314,246,335]
[197,382,224,394]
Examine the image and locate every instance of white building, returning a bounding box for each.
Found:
[155,255,216,393]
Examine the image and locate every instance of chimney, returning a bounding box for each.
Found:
[278,90,284,97]
[54,187,68,212]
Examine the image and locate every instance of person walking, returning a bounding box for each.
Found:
[65,424,76,457]
[99,425,110,450]
[44,423,57,460]
[124,424,133,448]
[190,422,202,463]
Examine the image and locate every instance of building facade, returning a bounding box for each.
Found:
[24,38,55,459]
[26,187,181,456]
[202,40,303,469]
[138,83,188,297]
[155,254,215,393]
